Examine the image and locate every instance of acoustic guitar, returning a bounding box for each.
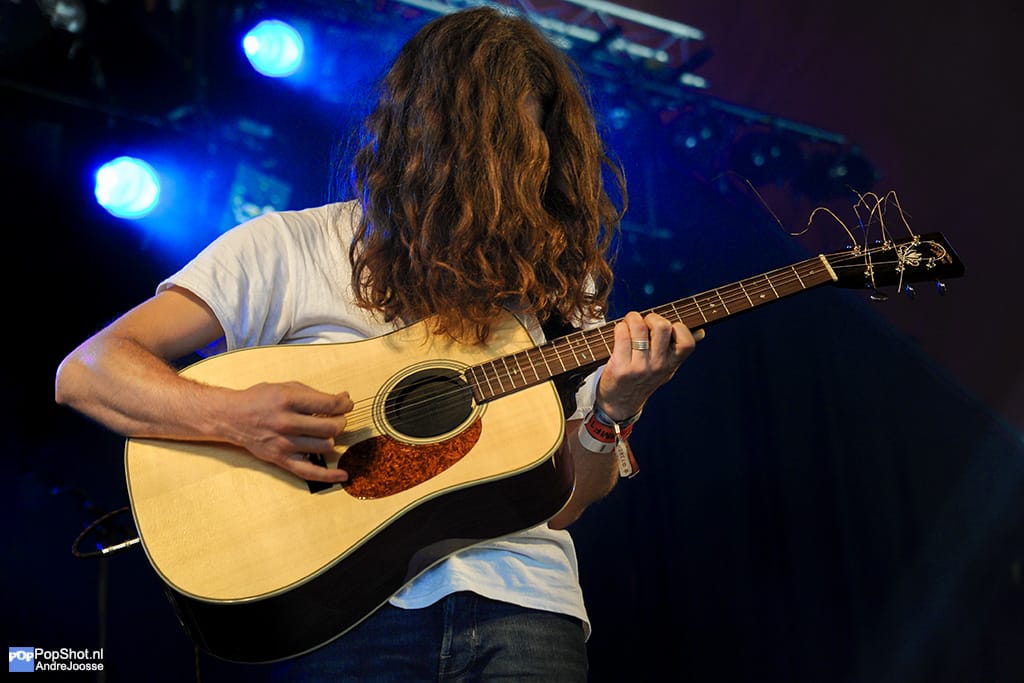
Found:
[124,232,963,662]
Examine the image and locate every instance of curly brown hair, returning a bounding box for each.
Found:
[349,7,625,343]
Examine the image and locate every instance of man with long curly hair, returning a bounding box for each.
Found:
[55,7,700,680]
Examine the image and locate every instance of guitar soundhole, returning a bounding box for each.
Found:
[384,368,474,439]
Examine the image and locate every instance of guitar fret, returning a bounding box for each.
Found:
[565,337,582,368]
[738,281,754,307]
[692,296,709,323]
[791,265,806,288]
[668,301,682,325]
[764,273,780,299]
[575,337,589,365]
[537,345,556,380]
[715,288,731,315]
[696,294,725,321]
[513,356,527,387]
[585,333,601,362]
[515,356,529,386]
[573,333,598,367]
[465,366,479,399]
[596,328,613,356]
[466,366,485,401]
[480,361,499,395]
[511,352,530,386]
[523,349,542,383]
[552,339,568,373]
[479,363,496,400]
[499,356,517,391]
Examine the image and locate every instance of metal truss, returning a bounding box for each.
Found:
[389,0,711,88]
[381,0,847,145]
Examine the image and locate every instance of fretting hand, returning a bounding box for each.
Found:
[596,311,703,421]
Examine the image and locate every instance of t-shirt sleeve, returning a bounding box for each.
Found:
[157,212,297,351]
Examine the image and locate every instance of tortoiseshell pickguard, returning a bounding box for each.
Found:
[339,418,483,499]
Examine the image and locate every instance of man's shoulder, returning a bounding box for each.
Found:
[234,200,360,247]
[279,199,359,228]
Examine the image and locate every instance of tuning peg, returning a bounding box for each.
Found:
[870,289,889,302]
[904,285,916,299]
[936,280,948,296]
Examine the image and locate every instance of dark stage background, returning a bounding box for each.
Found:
[4,1,1022,681]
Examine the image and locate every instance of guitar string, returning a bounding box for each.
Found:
[335,249,903,432]
[334,247,920,433]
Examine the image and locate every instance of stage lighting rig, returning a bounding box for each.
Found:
[391,0,711,88]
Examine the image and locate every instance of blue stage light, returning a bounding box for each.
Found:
[94,156,161,219]
[243,20,304,78]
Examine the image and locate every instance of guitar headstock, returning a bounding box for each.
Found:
[824,232,965,294]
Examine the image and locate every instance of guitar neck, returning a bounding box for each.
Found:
[468,254,837,403]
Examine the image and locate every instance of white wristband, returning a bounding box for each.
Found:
[577,419,616,453]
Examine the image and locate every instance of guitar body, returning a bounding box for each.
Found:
[125,313,574,663]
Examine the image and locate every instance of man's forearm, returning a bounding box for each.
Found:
[547,418,620,529]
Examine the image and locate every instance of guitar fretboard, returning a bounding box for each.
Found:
[466,254,836,403]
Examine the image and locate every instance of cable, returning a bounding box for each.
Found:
[71,505,141,559]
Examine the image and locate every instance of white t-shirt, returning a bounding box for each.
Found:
[160,200,599,637]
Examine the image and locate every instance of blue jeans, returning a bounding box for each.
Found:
[270,592,588,681]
